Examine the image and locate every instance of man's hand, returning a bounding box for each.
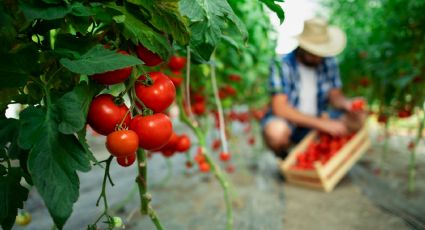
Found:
[317,119,349,136]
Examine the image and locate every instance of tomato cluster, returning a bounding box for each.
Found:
[291,133,355,170]
[152,133,191,158]
[194,148,211,173]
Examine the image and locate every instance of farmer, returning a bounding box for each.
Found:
[262,18,367,159]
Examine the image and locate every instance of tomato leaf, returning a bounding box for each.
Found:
[0,167,29,230]
[108,5,171,61]
[55,82,98,135]
[129,0,190,45]
[258,0,285,24]
[20,1,93,20]
[18,106,91,228]
[60,44,142,75]
[180,0,247,61]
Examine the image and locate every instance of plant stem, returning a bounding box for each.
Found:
[408,111,425,193]
[136,148,164,230]
[92,156,114,227]
[177,90,233,230]
[185,46,194,118]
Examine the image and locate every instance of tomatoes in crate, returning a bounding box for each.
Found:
[291,132,355,170]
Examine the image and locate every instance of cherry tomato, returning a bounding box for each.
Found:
[192,101,206,115]
[116,154,136,167]
[91,50,132,85]
[15,210,31,226]
[130,114,173,150]
[136,45,163,66]
[135,72,176,113]
[211,139,221,151]
[228,74,241,82]
[199,162,210,173]
[175,134,191,152]
[219,151,231,161]
[169,76,184,87]
[168,56,187,71]
[106,130,139,157]
[351,99,365,111]
[161,150,175,158]
[111,216,123,228]
[87,94,131,135]
[398,109,412,118]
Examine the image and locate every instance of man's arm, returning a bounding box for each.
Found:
[328,88,351,111]
[272,93,348,136]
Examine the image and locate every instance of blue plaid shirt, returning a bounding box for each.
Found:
[269,50,342,116]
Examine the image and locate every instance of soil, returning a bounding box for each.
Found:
[12,121,422,230]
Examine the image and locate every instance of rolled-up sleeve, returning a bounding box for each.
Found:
[269,60,291,96]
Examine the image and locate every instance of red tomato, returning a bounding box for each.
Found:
[91,50,132,85]
[228,74,241,82]
[225,164,235,173]
[168,56,187,71]
[161,150,175,158]
[398,109,412,118]
[175,134,191,152]
[135,72,176,113]
[199,162,210,173]
[351,99,365,111]
[106,130,139,157]
[192,101,206,115]
[169,76,184,87]
[130,114,173,150]
[185,161,193,168]
[158,132,179,151]
[223,85,237,96]
[136,45,163,66]
[377,114,388,124]
[211,139,221,151]
[219,151,231,161]
[87,94,131,136]
[116,154,136,167]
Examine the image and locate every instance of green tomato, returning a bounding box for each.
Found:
[112,216,123,228]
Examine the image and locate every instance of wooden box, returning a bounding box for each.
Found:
[280,124,371,192]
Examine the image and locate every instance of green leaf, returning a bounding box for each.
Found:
[129,0,191,45]
[0,168,29,230]
[20,1,93,20]
[180,0,247,61]
[54,82,97,134]
[259,0,285,24]
[60,44,142,75]
[18,106,91,228]
[108,5,171,61]
[0,44,40,89]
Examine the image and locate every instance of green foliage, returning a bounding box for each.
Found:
[325,0,425,115]
[258,0,285,24]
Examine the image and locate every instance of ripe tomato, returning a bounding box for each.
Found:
[90,50,132,85]
[228,74,241,82]
[175,134,191,152]
[87,94,131,136]
[398,109,412,118]
[130,114,173,150]
[351,99,365,111]
[192,101,206,115]
[168,56,187,71]
[158,132,179,151]
[136,45,163,66]
[116,153,136,167]
[219,151,231,161]
[199,162,210,173]
[135,72,176,113]
[15,210,31,226]
[161,150,175,158]
[106,130,139,157]
[211,139,221,151]
[169,76,184,87]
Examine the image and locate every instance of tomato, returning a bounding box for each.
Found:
[106,130,139,157]
[398,109,412,118]
[228,74,241,82]
[211,139,221,151]
[135,72,176,113]
[161,150,175,158]
[87,94,131,135]
[169,76,184,87]
[158,132,179,151]
[377,114,388,124]
[199,162,210,173]
[91,50,132,85]
[116,153,136,167]
[129,114,173,150]
[219,151,231,161]
[136,45,163,66]
[185,161,193,168]
[223,85,237,96]
[15,210,31,226]
[175,134,191,152]
[192,101,206,115]
[111,216,123,228]
[351,99,365,111]
[225,164,235,173]
[168,56,187,71]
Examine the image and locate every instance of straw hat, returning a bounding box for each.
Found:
[296,18,346,57]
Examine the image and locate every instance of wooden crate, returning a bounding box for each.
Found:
[280,124,371,192]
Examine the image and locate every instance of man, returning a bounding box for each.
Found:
[262,18,366,159]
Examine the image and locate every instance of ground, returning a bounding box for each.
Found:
[13,119,424,230]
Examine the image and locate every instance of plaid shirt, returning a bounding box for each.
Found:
[269,50,342,116]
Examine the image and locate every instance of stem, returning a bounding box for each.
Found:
[136,148,164,229]
[176,90,233,230]
[210,59,229,153]
[91,156,114,227]
[185,46,194,118]
[408,111,425,193]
